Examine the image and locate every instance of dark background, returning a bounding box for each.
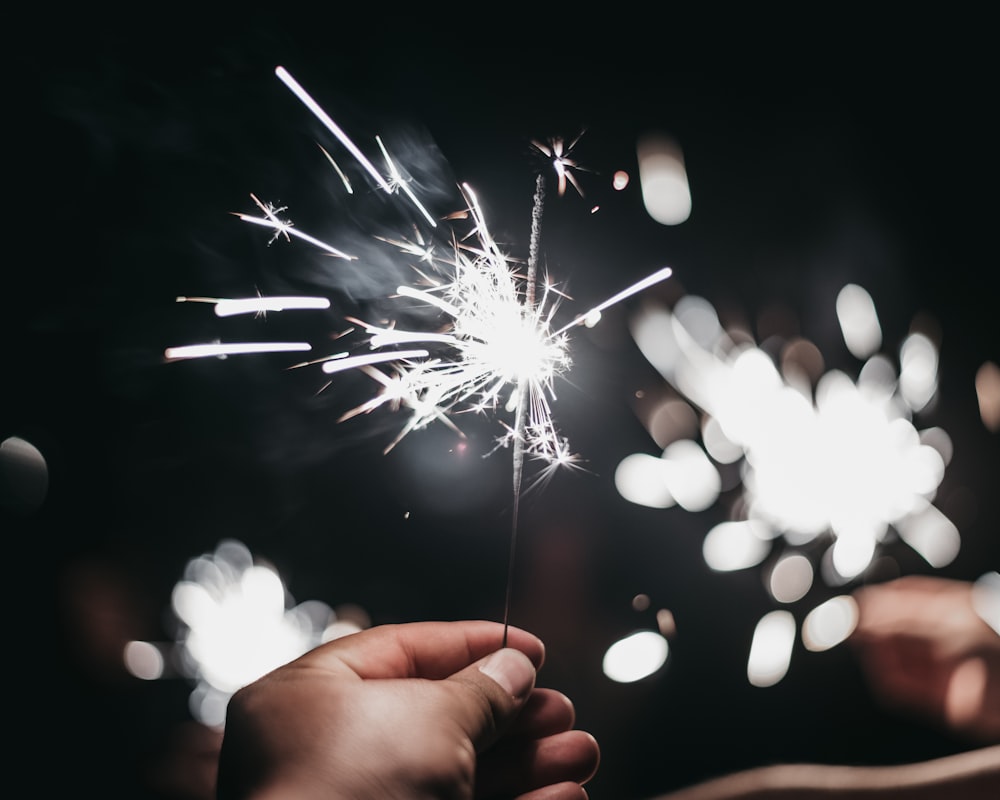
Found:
[6,10,998,799]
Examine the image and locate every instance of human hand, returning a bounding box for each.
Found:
[850,575,1000,743]
[216,620,600,800]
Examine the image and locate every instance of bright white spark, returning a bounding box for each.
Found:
[376,135,437,227]
[164,341,312,361]
[176,295,331,317]
[321,349,430,375]
[317,143,353,194]
[235,201,357,260]
[342,182,576,462]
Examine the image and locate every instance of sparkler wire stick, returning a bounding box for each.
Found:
[503,173,546,648]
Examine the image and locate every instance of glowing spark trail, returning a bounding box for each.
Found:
[164,341,312,361]
[168,65,673,640]
[235,194,356,259]
[176,295,332,317]
[275,66,391,194]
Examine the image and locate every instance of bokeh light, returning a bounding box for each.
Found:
[129,539,366,728]
[0,435,48,515]
[603,630,669,683]
[801,595,858,652]
[637,132,691,225]
[747,610,795,687]
[622,284,957,684]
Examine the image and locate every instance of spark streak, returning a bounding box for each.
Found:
[235,203,357,259]
[164,341,312,361]
[275,66,391,194]
[176,295,332,317]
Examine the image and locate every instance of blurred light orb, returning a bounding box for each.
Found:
[656,608,677,638]
[0,435,48,515]
[612,170,630,190]
[124,640,166,680]
[646,397,700,448]
[637,133,691,225]
[703,520,772,572]
[894,498,961,568]
[615,452,674,509]
[702,415,743,464]
[801,595,858,651]
[830,532,878,581]
[190,684,230,729]
[836,283,882,358]
[768,553,814,603]
[781,338,825,388]
[603,630,669,683]
[661,439,721,511]
[899,332,938,412]
[747,610,795,687]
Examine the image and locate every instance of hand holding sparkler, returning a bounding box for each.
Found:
[216,620,600,800]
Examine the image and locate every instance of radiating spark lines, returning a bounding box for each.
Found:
[168,65,671,478]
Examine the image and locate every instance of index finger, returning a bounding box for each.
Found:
[300,620,545,680]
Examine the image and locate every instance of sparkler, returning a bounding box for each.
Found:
[166,65,673,643]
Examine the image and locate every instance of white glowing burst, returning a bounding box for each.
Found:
[334,182,576,463]
[165,65,671,486]
[622,285,957,683]
[166,539,362,728]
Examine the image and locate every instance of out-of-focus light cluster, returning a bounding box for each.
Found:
[620,284,958,686]
[127,539,367,727]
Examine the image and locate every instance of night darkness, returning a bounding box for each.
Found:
[6,11,999,799]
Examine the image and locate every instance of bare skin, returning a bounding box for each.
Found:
[216,620,600,800]
[850,574,1000,742]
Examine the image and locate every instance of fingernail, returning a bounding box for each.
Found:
[478,648,535,699]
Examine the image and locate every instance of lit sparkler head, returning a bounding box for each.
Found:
[344,185,574,464]
[165,65,671,489]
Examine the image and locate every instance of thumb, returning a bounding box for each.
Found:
[447,647,537,752]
